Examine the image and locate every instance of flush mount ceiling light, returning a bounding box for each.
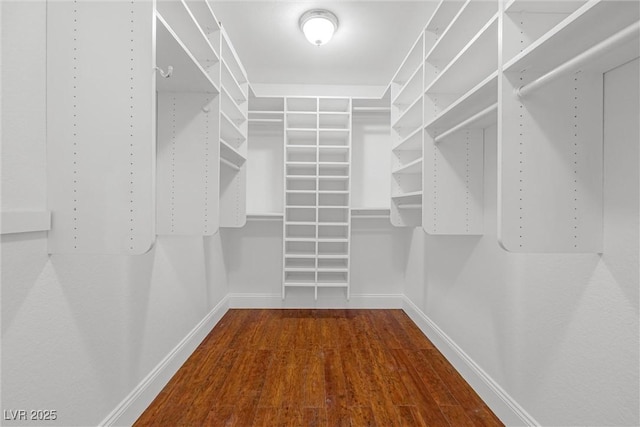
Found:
[299,9,339,46]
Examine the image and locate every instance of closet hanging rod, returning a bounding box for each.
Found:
[434,103,497,143]
[220,157,241,171]
[517,21,640,98]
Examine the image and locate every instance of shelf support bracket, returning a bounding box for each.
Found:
[155,65,173,79]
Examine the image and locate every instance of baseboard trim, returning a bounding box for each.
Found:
[99,296,230,426]
[228,292,404,309]
[402,297,539,427]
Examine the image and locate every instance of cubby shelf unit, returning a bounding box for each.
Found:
[390,32,425,227]
[219,28,249,228]
[283,97,352,300]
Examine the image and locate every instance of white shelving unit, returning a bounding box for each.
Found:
[283,97,352,300]
[499,0,639,252]
[219,29,249,227]
[156,1,222,236]
[390,33,424,227]
[419,0,495,235]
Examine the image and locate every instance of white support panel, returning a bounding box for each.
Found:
[157,93,220,235]
[220,161,247,228]
[423,129,483,235]
[1,211,51,235]
[47,1,155,254]
[498,71,603,252]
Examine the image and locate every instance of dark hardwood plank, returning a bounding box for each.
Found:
[349,406,377,427]
[302,407,328,427]
[134,309,503,427]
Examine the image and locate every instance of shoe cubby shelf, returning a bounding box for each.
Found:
[283,97,352,300]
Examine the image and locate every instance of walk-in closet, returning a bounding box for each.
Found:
[2,0,638,425]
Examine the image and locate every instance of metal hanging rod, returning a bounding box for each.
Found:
[517,21,640,98]
[434,103,498,143]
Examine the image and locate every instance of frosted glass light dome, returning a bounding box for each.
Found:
[300,10,338,46]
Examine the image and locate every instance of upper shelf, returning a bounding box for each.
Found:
[184,0,220,35]
[392,33,424,86]
[156,14,219,93]
[425,0,466,36]
[221,31,248,85]
[505,0,587,14]
[504,0,640,78]
[156,0,219,70]
[425,0,498,69]
[425,13,498,95]
[425,71,498,132]
[222,59,247,104]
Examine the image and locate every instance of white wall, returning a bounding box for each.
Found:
[1,3,229,425]
[351,112,391,208]
[405,59,639,426]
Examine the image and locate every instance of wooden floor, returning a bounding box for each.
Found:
[135,309,503,426]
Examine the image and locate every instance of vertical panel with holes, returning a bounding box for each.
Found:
[47,1,155,254]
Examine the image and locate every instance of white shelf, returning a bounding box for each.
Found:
[505,0,587,14]
[156,0,219,70]
[286,190,315,194]
[393,127,422,152]
[393,158,422,175]
[283,282,316,287]
[392,96,423,134]
[503,1,640,78]
[220,111,246,143]
[221,31,248,84]
[185,0,221,38]
[425,0,497,69]
[285,253,316,259]
[392,33,424,85]
[392,64,423,107]
[425,71,498,132]
[425,13,498,95]
[284,267,316,273]
[285,237,316,242]
[392,191,422,206]
[318,176,349,181]
[156,14,218,93]
[221,59,246,104]
[246,213,283,221]
[426,0,466,35]
[220,138,246,169]
[221,87,246,125]
[1,211,51,234]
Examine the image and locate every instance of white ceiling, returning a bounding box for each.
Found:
[210,1,436,90]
